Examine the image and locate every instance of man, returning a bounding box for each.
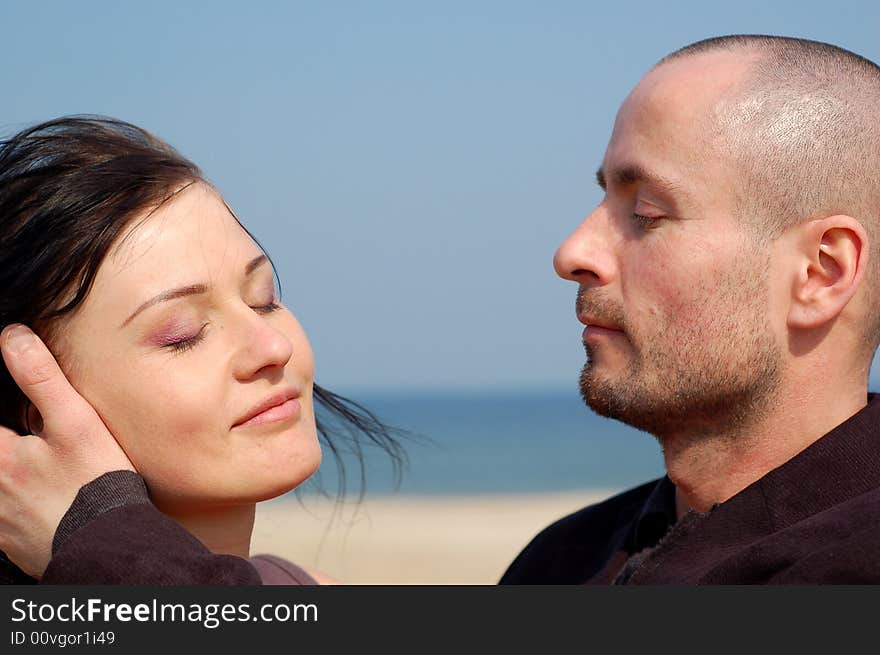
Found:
[1,35,879,583]
[502,34,880,583]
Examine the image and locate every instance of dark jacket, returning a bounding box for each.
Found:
[501,394,880,584]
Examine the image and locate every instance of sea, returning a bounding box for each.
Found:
[298,388,666,497]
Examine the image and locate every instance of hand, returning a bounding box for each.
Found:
[0,324,134,578]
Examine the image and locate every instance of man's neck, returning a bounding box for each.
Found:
[663,380,868,519]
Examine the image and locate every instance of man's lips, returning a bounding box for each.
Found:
[577,313,623,331]
[582,324,624,340]
[233,389,301,429]
[577,313,624,341]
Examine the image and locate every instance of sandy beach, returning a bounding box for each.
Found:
[251,489,616,584]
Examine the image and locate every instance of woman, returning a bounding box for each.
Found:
[0,116,403,584]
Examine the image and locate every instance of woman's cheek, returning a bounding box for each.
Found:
[84,371,191,473]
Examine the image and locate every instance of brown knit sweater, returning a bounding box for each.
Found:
[1,471,260,584]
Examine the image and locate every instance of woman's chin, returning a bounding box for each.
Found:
[250,475,314,503]
[141,439,323,510]
[147,472,320,512]
[211,465,322,505]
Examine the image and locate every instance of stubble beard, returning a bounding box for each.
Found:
[578,264,783,440]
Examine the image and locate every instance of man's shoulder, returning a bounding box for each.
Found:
[765,484,880,583]
[698,484,880,584]
[499,479,662,584]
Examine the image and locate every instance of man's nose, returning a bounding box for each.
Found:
[553,206,616,285]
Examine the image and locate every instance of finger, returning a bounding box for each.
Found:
[0,324,89,439]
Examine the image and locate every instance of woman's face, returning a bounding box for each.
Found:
[58,182,320,511]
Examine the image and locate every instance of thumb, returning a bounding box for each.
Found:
[0,324,92,440]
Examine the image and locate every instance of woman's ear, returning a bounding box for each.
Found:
[787,216,868,330]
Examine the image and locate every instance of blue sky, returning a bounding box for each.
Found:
[3,1,879,392]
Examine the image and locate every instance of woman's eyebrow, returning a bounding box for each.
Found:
[245,254,268,275]
[121,284,208,327]
[121,255,269,328]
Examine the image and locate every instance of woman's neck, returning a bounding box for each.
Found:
[159,503,256,558]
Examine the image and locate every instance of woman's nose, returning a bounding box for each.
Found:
[233,313,293,380]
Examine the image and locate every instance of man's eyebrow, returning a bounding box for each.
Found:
[595,164,685,197]
[121,254,269,328]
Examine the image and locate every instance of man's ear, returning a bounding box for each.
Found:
[787,216,868,330]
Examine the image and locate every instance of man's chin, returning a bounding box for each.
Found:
[579,363,781,438]
[579,367,629,420]
[578,365,670,435]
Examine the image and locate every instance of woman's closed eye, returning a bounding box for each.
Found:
[160,301,281,354]
[163,323,208,353]
[253,300,281,315]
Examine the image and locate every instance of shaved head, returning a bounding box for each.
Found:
[659,35,880,356]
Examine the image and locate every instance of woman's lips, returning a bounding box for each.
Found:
[236,398,300,428]
[233,391,301,429]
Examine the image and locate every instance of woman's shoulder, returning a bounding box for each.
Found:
[248,554,337,585]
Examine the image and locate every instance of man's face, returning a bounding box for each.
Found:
[554,52,785,437]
